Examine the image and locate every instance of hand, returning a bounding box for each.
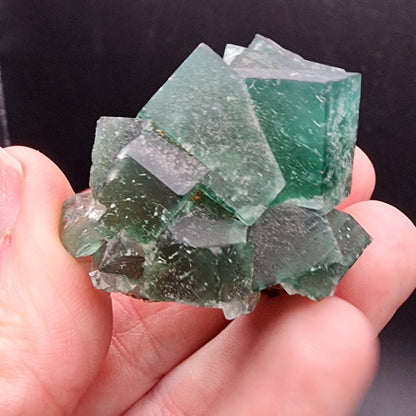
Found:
[0,146,415,416]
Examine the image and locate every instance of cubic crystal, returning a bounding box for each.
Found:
[226,34,361,211]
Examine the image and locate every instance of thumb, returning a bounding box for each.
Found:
[0,146,112,414]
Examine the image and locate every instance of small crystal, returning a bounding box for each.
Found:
[248,202,342,292]
[90,230,145,293]
[60,192,106,257]
[279,209,371,299]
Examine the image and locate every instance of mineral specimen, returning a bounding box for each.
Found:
[60,34,371,319]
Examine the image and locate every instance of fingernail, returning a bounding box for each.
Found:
[0,147,23,239]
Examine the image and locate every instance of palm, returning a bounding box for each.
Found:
[1,146,415,416]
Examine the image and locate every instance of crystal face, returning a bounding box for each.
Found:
[60,34,371,319]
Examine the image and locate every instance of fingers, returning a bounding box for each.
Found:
[128,296,378,416]
[337,146,376,210]
[336,200,416,332]
[74,296,228,415]
[0,147,112,413]
[76,145,381,415]
[0,147,23,241]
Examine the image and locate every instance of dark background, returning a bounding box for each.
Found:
[1,1,415,414]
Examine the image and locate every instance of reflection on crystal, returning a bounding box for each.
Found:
[60,34,370,319]
[228,35,361,211]
[60,192,106,257]
[139,43,285,225]
[166,194,247,248]
[90,117,147,195]
[90,230,145,293]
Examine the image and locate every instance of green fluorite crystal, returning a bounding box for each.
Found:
[139,44,285,225]
[60,34,371,319]
[226,34,361,210]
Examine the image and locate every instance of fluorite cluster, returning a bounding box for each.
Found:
[60,34,371,319]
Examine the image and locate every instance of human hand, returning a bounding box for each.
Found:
[0,146,415,415]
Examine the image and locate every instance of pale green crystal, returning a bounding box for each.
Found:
[247,34,344,72]
[224,35,344,72]
[90,117,146,195]
[60,192,106,257]
[139,43,285,225]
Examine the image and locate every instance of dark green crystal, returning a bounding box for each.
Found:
[226,34,361,211]
[248,202,342,292]
[136,239,257,320]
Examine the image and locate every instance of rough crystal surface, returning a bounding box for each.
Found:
[135,239,258,320]
[90,230,145,293]
[249,202,371,298]
[60,192,106,257]
[279,209,371,299]
[139,43,285,225]
[248,202,342,291]
[227,34,361,211]
[90,117,146,195]
[60,34,370,319]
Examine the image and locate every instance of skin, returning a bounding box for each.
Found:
[0,145,415,415]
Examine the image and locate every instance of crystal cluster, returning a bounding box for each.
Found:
[60,34,371,319]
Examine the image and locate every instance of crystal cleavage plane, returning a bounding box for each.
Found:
[60,34,371,319]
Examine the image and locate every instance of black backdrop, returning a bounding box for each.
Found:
[1,1,415,414]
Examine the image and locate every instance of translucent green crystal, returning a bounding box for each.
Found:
[59,34,371,319]
[96,126,208,243]
[90,117,146,195]
[139,43,285,225]
[227,34,361,211]
[90,230,145,293]
[245,73,360,209]
[60,192,106,257]
[248,202,342,291]
[166,194,247,248]
[136,239,257,320]
[279,209,371,299]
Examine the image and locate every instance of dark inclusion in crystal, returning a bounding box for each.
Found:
[60,35,371,319]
